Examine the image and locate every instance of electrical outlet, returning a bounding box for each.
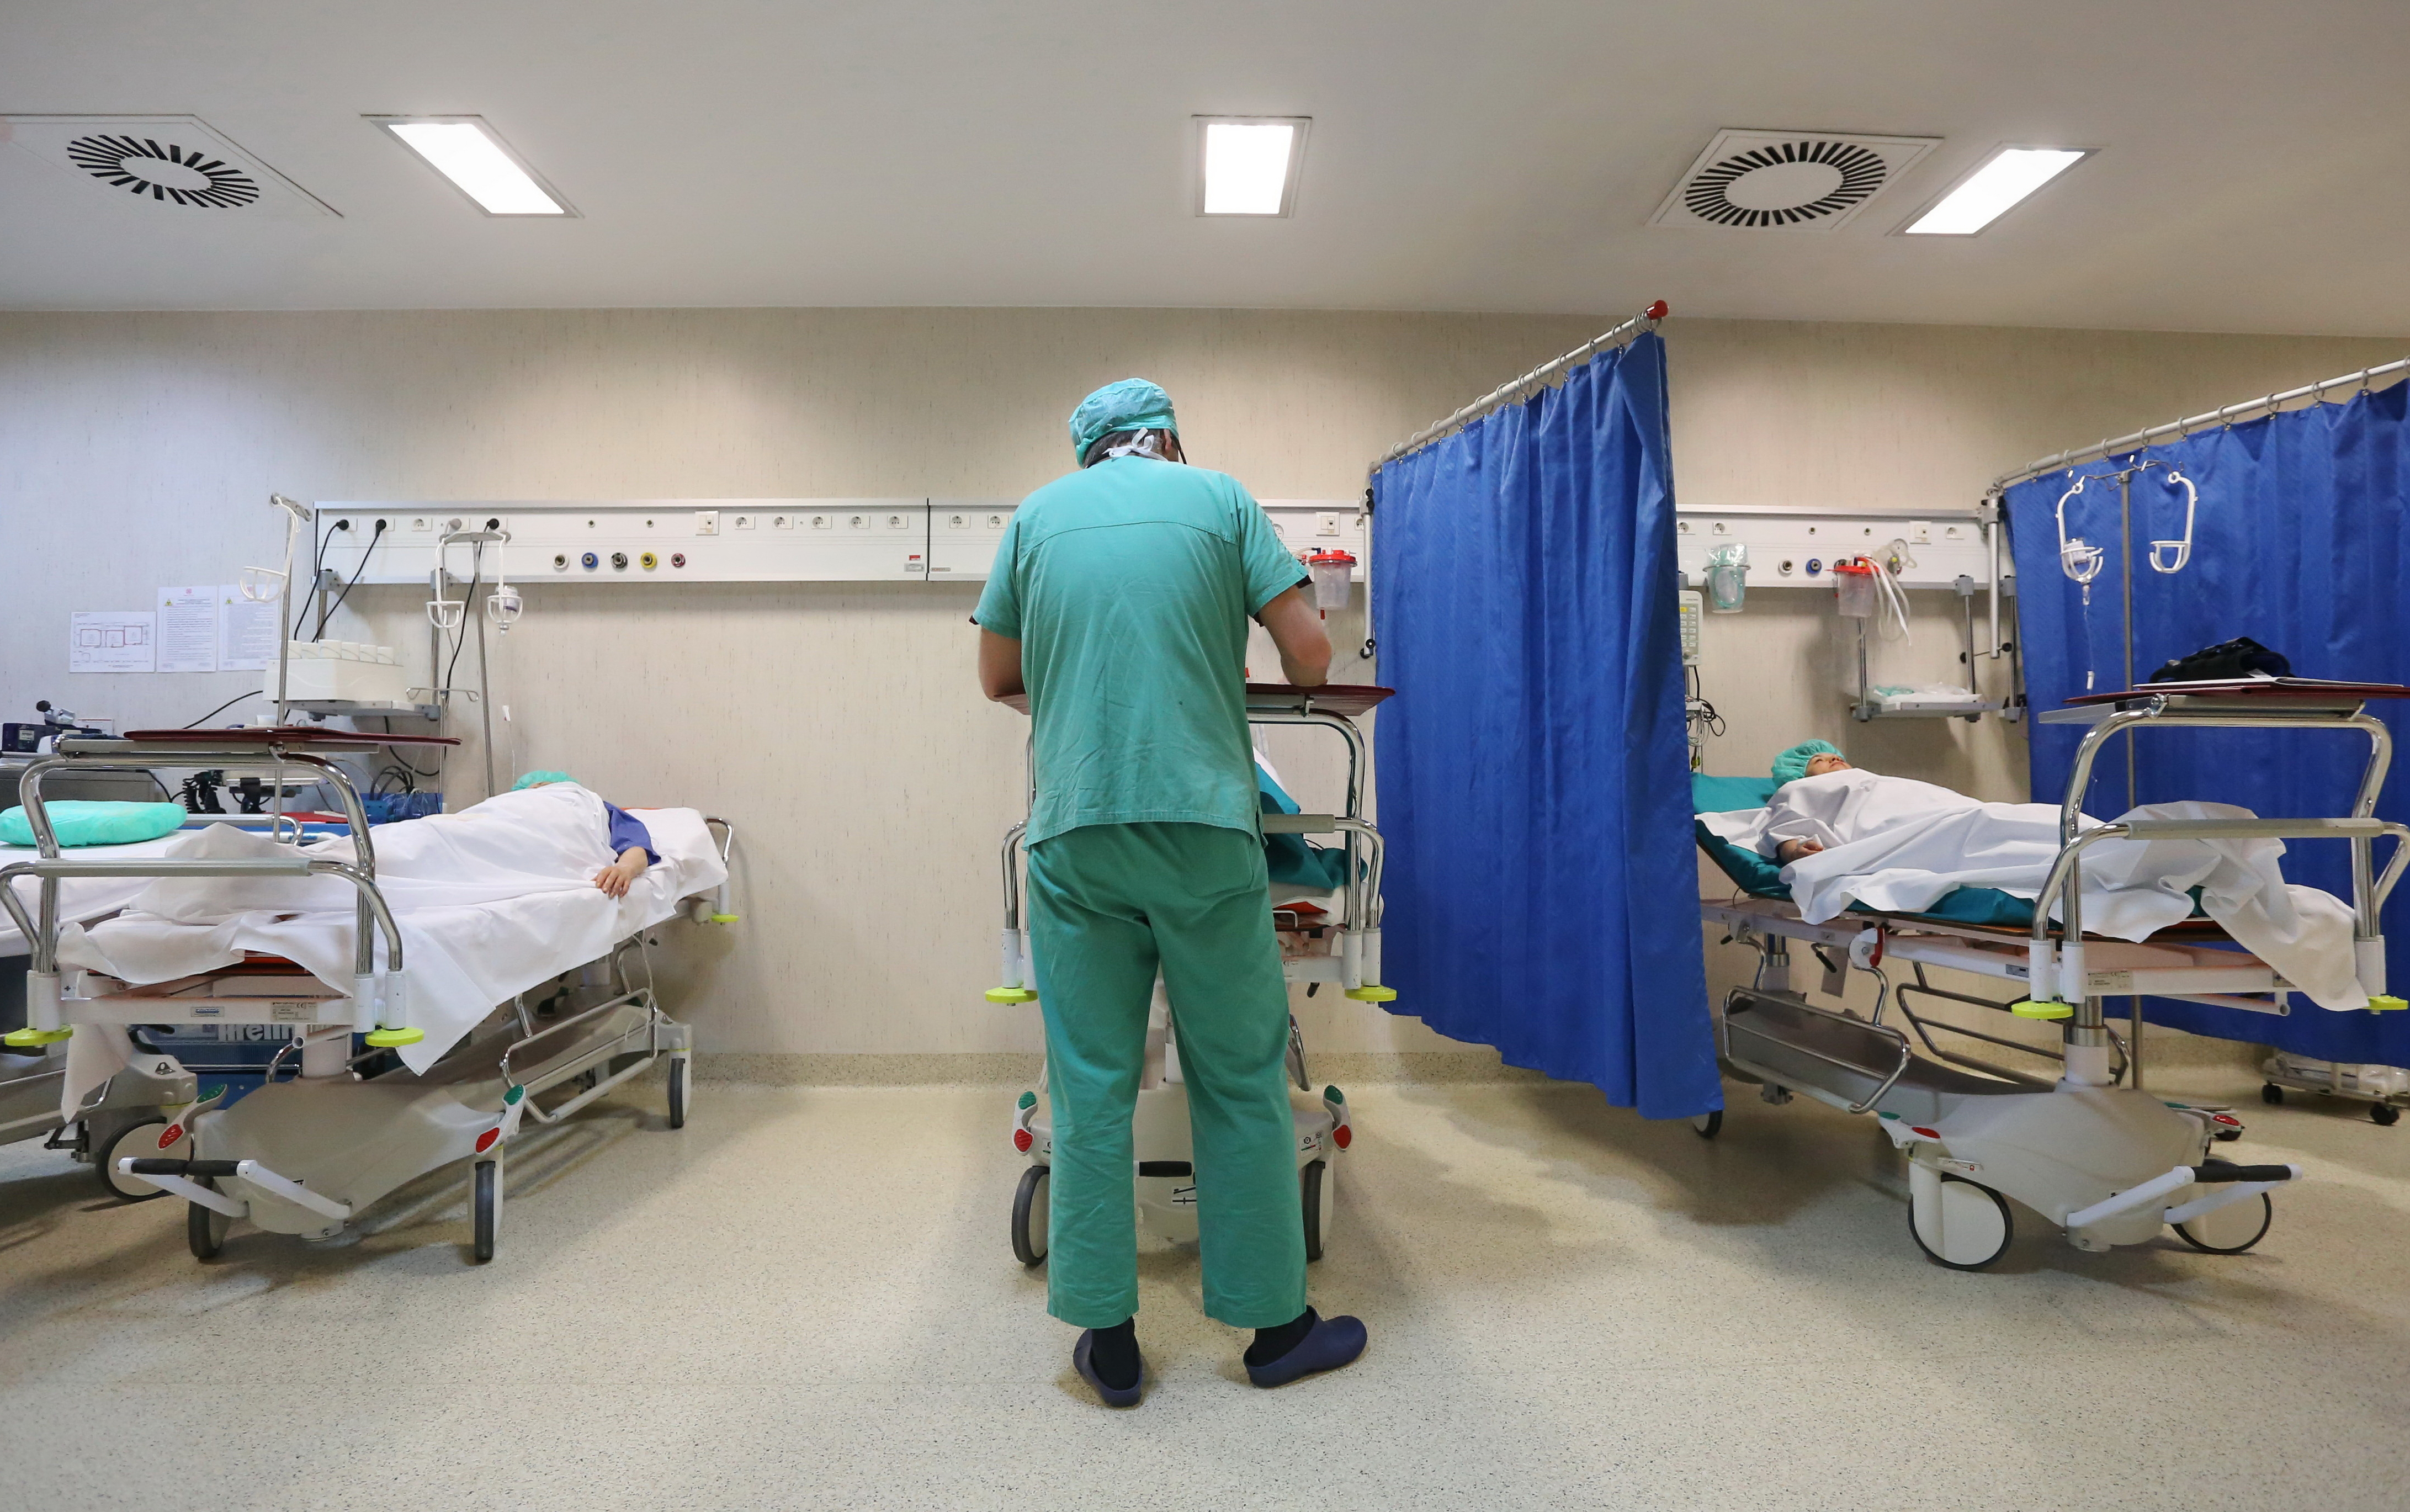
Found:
[946,513,968,530]
[1315,512,1341,537]
[734,513,755,530]
[694,511,719,536]
[1909,519,1933,544]
[848,513,869,530]
[772,514,793,530]
[810,514,830,529]
[985,513,1005,530]
[411,516,432,532]
[887,512,912,530]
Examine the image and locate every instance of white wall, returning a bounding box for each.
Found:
[3,309,2401,1068]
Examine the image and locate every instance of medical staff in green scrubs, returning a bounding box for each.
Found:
[974,379,1369,1404]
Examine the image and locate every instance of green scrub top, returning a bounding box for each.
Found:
[974,457,1307,847]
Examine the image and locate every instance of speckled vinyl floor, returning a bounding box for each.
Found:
[3,1067,2407,1510]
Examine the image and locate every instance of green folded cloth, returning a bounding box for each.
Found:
[0,800,188,848]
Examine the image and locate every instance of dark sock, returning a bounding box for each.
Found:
[1088,1317,1140,1391]
[1244,1307,1317,1367]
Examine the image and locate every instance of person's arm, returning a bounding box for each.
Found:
[979,629,1026,702]
[1774,838,1825,866]
[594,803,658,898]
[1256,586,1331,688]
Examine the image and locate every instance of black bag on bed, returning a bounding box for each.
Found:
[2149,636,2291,683]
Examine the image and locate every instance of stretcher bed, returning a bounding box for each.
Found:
[1693,684,2409,1269]
[1,729,736,1262]
[990,683,1388,1267]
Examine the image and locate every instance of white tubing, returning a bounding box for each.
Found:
[2060,941,2087,997]
[233,1159,352,1221]
[2163,1171,2298,1227]
[1341,930,1363,991]
[2064,1165,2196,1230]
[2026,942,2053,1004]
[1362,928,1382,987]
[2064,1042,2116,1087]
[2358,937,2388,996]
[114,1161,246,1216]
[352,975,379,1033]
[999,928,1025,990]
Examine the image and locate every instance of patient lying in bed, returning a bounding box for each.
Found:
[513,771,657,898]
[1700,739,2368,1010]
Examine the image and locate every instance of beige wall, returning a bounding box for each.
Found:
[2,309,2401,1066]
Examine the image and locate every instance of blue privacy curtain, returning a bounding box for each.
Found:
[2005,378,2410,1064]
[1369,333,1718,1118]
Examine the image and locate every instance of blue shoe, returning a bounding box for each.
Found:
[1245,1311,1367,1388]
[1073,1329,1144,1407]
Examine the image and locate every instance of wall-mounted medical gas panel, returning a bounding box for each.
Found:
[1674,506,1994,590]
[317,500,1368,586]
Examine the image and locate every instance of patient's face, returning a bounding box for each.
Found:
[1806,754,1852,777]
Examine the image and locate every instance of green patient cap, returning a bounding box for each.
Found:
[513,770,574,791]
[1771,740,1842,784]
[1069,378,1179,460]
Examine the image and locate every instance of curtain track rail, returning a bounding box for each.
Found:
[1993,354,2410,495]
[1372,301,1668,473]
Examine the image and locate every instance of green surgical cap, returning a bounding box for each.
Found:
[1771,741,1843,785]
[1069,378,1179,461]
[513,770,574,791]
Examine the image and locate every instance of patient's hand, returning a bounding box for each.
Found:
[594,848,650,899]
[1775,839,1825,866]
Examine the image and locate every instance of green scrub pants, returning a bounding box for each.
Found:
[1026,821,1307,1330]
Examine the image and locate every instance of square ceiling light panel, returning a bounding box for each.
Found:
[368,116,576,216]
[1196,116,1309,216]
[1900,146,2092,235]
[2,114,337,216]
[1652,129,1939,231]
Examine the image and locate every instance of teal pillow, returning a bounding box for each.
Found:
[0,801,188,848]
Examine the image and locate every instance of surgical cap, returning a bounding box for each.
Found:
[1069,378,1179,461]
[1770,741,1843,785]
[513,770,575,791]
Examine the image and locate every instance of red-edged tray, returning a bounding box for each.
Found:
[998,683,1393,718]
[119,726,461,746]
[2065,677,2410,705]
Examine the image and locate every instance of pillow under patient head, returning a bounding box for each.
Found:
[0,800,187,848]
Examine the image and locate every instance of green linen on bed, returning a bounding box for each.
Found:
[0,800,187,848]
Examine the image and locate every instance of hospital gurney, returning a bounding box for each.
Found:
[1,728,735,1263]
[1698,686,2408,1269]
[989,683,1392,1266]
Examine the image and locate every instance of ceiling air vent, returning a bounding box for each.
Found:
[1651,130,1937,232]
[1,114,337,217]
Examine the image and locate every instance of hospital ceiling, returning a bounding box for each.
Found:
[2,0,2406,335]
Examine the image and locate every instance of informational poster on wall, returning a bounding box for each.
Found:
[157,585,220,673]
[69,611,158,673]
[218,583,279,672]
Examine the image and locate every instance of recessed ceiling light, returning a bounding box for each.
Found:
[1197,116,1308,217]
[368,115,575,216]
[1902,147,2088,235]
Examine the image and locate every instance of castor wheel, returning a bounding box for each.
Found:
[1010,1164,1050,1267]
[1690,1110,1722,1139]
[2372,1103,2401,1127]
[2261,1083,2284,1105]
[471,1159,501,1263]
[187,1181,231,1261]
[1300,1158,1333,1262]
[666,1056,689,1129]
[2174,1191,2273,1254]
[1909,1170,2013,1270]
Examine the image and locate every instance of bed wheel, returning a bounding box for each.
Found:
[2174,1191,2273,1255]
[471,1160,500,1264]
[2372,1103,2401,1127]
[1011,1164,1050,1267]
[95,1117,181,1202]
[1301,1158,1333,1262]
[667,1056,689,1130]
[1690,1110,1723,1140]
[2261,1083,2284,1106]
[187,1184,230,1261]
[1909,1171,2013,1271]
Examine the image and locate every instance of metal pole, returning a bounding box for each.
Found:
[1372,301,1668,471]
[2119,471,2137,809]
[1994,354,2410,493]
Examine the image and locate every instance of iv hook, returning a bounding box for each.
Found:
[2148,469,2197,574]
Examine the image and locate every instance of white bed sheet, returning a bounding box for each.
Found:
[52,786,725,1098]
[1,834,192,957]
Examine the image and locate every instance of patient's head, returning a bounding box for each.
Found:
[513,770,575,791]
[1771,740,1850,784]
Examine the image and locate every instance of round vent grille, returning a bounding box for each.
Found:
[1682,140,1887,228]
[66,134,262,208]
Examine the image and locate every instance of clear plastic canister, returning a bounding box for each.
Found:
[1306,550,1356,612]
[1832,559,1876,618]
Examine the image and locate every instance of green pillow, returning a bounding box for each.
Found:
[0,801,188,848]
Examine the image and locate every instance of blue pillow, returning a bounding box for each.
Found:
[0,801,188,848]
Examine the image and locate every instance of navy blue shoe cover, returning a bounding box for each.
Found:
[1074,1330,1144,1407]
[1245,1311,1367,1387]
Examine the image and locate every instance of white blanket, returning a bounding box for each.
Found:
[1,834,193,956]
[52,785,725,1108]
[1701,770,2365,1011]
